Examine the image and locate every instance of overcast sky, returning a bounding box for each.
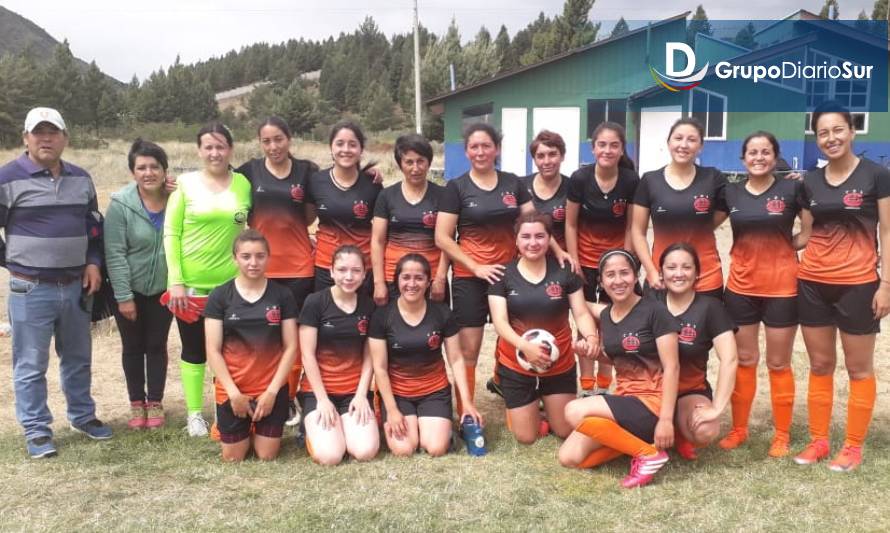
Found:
[0,0,881,81]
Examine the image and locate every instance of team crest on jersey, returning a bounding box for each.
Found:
[612,199,628,217]
[545,282,563,299]
[427,331,442,350]
[356,316,369,335]
[265,306,281,325]
[551,205,566,222]
[353,200,370,218]
[290,184,305,202]
[765,196,786,215]
[501,192,517,208]
[843,189,864,209]
[621,333,641,352]
[692,195,711,214]
[422,211,437,228]
[233,211,248,224]
[679,323,697,344]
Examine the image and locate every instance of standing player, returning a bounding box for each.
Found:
[164,122,251,436]
[305,121,381,294]
[487,213,599,443]
[558,249,678,489]
[435,123,535,413]
[718,132,812,457]
[298,245,378,465]
[519,130,570,250]
[566,122,639,395]
[369,254,481,456]
[371,134,449,306]
[659,243,737,460]
[204,230,298,461]
[235,117,319,427]
[630,118,727,299]
[793,103,890,471]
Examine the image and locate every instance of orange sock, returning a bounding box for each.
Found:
[580,377,596,390]
[845,375,876,447]
[287,362,303,400]
[578,446,623,468]
[807,372,834,441]
[596,373,612,390]
[575,417,657,457]
[768,367,795,434]
[456,365,476,415]
[730,365,758,429]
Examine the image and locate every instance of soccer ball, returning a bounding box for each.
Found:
[516,328,559,373]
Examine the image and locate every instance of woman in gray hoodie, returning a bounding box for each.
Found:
[104,139,172,429]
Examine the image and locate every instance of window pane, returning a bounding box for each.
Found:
[607,99,627,128]
[691,90,707,113]
[853,113,866,131]
[692,110,707,130]
[805,112,813,132]
[852,94,867,107]
[587,100,606,138]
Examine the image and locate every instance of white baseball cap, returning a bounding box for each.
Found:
[24,107,67,133]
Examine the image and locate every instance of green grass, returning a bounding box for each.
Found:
[1,410,889,532]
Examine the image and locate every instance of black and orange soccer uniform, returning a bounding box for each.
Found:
[633,166,727,292]
[439,171,532,278]
[519,174,569,250]
[661,294,735,397]
[568,165,639,268]
[298,288,374,395]
[488,257,583,378]
[599,297,678,415]
[305,168,382,270]
[237,157,318,281]
[204,280,298,403]
[368,301,459,400]
[797,159,890,334]
[373,182,445,282]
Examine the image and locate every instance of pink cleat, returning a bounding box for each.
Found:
[621,450,669,489]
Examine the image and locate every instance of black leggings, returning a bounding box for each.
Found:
[176,316,207,365]
[112,292,173,402]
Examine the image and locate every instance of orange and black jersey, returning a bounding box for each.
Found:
[205,280,298,402]
[656,293,735,394]
[633,166,728,291]
[567,165,639,267]
[722,178,806,297]
[519,174,569,249]
[599,297,678,414]
[237,157,319,279]
[799,159,890,285]
[439,171,531,278]
[368,301,459,397]
[488,257,584,377]
[373,182,445,282]
[305,168,382,269]
[298,288,374,395]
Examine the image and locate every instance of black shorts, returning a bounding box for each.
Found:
[677,381,713,402]
[216,386,289,443]
[314,267,374,298]
[274,277,315,312]
[176,316,206,364]
[386,280,452,305]
[797,279,880,335]
[581,267,611,303]
[298,391,375,416]
[602,394,658,443]
[723,288,797,328]
[381,386,453,421]
[452,277,491,328]
[496,363,577,409]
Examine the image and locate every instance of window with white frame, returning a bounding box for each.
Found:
[689,89,727,140]
[805,48,871,111]
[805,111,869,134]
[586,99,627,138]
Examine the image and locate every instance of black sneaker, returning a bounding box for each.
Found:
[70,419,113,440]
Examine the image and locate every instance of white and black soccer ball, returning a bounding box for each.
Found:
[516,328,559,373]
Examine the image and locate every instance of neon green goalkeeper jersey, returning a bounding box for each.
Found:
[164,171,252,292]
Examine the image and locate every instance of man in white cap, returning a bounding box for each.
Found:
[0,107,112,458]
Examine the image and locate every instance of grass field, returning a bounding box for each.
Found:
[0,143,888,532]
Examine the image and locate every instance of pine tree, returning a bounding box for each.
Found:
[494,25,511,71]
[733,22,757,50]
[872,0,888,20]
[273,81,318,135]
[610,17,629,38]
[819,0,840,19]
[461,27,501,85]
[363,85,395,131]
[559,0,599,49]
[687,5,713,45]
[41,41,84,124]
[81,61,107,134]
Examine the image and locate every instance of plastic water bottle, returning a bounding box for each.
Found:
[460,415,487,456]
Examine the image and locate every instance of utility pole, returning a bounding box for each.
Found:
[414,0,423,134]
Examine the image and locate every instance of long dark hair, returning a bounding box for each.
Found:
[591,121,635,171]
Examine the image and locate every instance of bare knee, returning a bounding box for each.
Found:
[557,446,579,468]
[564,401,585,428]
[221,450,247,462]
[349,442,380,462]
[423,441,450,457]
[312,449,345,466]
[388,440,416,458]
[513,428,538,445]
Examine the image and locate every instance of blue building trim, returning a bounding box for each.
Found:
[699,140,805,173]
